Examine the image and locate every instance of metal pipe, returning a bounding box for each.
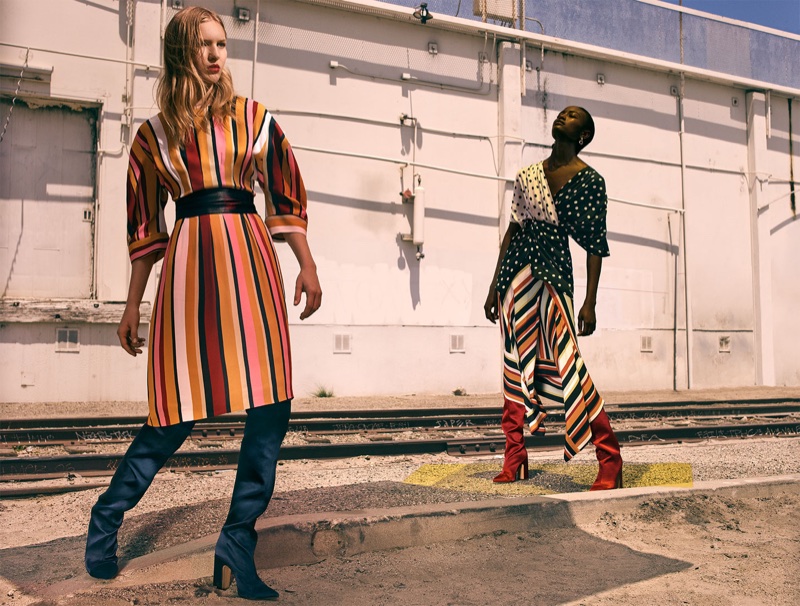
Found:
[123,0,136,145]
[526,140,763,178]
[274,109,797,183]
[296,0,800,100]
[332,61,493,95]
[678,74,694,389]
[678,11,693,388]
[291,144,511,181]
[608,196,684,213]
[766,91,772,138]
[251,0,260,99]
[0,42,161,71]
[6,1,800,99]
[789,99,797,215]
[667,214,679,391]
[293,143,691,214]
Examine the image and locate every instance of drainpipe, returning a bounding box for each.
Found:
[667,214,678,391]
[677,74,693,389]
[251,0,260,98]
[790,99,796,216]
[122,0,136,145]
[677,5,693,389]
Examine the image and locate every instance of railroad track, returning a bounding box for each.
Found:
[1,399,799,488]
[2,400,799,446]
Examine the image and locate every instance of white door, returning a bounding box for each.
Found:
[0,99,96,299]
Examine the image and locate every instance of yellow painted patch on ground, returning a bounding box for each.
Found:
[403,463,469,487]
[404,462,692,495]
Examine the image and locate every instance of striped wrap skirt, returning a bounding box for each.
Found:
[500,265,604,461]
[146,189,292,426]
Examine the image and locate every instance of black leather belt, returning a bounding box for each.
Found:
[175,187,256,219]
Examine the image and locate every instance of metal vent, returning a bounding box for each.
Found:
[640,335,653,353]
[473,0,516,23]
[333,333,352,354]
[56,328,80,352]
[450,334,465,353]
[718,336,731,353]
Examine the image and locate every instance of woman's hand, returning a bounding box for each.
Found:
[294,266,322,320]
[282,232,322,320]
[577,301,597,336]
[484,286,499,323]
[117,254,156,356]
[117,304,145,356]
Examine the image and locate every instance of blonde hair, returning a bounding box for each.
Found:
[156,7,235,144]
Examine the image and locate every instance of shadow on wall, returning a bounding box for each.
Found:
[770,213,799,236]
[228,4,497,100]
[608,231,679,255]
[396,232,421,308]
[307,190,496,227]
[1,199,24,299]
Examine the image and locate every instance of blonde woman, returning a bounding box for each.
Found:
[85,7,321,600]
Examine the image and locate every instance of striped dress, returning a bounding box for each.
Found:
[127,97,307,426]
[496,162,610,461]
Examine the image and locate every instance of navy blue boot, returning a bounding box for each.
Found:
[213,401,291,600]
[85,421,194,579]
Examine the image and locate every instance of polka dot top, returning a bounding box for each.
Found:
[496,161,610,298]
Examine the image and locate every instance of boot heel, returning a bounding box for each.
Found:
[494,459,529,483]
[213,555,232,590]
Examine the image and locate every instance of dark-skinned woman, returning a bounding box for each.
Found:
[484,106,622,489]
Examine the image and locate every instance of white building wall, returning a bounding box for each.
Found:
[0,0,798,404]
[758,95,800,385]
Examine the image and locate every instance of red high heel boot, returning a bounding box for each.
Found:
[493,398,529,483]
[589,409,623,490]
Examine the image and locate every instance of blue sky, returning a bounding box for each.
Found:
[661,0,800,35]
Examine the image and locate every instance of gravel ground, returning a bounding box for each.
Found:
[1,389,799,605]
[0,436,798,604]
[2,436,799,552]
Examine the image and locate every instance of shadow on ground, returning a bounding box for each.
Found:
[2,481,692,605]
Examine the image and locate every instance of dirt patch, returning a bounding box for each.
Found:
[633,494,749,529]
[3,493,798,606]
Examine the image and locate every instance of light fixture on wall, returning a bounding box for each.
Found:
[170,0,184,9]
[596,73,605,85]
[413,3,433,24]
[235,6,251,22]
[428,42,438,56]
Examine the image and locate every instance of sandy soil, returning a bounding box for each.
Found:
[2,491,797,606]
[2,388,799,605]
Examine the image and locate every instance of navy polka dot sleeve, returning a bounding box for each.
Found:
[564,171,610,258]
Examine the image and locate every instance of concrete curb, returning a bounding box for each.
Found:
[41,474,800,598]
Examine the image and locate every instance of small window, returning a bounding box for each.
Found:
[56,327,80,353]
[450,334,465,353]
[333,333,352,354]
